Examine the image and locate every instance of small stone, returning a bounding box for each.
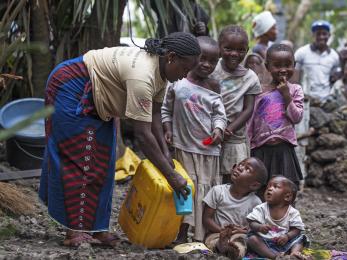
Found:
[31,218,38,225]
[78,242,93,251]
[19,215,26,223]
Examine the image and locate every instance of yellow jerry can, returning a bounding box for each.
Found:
[118,159,194,249]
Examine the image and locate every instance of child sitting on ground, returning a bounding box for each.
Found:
[202,157,267,259]
[247,176,307,259]
[161,36,227,243]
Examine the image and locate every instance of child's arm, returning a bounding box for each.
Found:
[248,220,272,234]
[210,82,227,145]
[277,77,304,124]
[274,227,301,246]
[225,94,255,137]
[153,102,174,166]
[161,84,175,144]
[162,122,173,144]
[203,204,223,233]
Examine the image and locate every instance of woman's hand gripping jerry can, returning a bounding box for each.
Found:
[118,159,194,248]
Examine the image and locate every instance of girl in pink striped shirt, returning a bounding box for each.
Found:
[247,44,304,192]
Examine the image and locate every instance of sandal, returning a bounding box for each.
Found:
[63,232,101,247]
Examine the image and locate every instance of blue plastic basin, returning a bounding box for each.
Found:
[0,98,45,142]
[0,98,46,170]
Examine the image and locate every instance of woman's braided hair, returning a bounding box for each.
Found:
[144,32,201,57]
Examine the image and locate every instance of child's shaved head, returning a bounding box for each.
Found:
[266,43,294,64]
[248,157,268,185]
[272,176,298,203]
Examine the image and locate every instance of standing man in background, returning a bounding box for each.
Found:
[293,20,340,185]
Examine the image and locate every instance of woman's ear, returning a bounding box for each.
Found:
[166,51,176,64]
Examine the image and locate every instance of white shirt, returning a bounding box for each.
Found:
[247,202,305,240]
[295,44,340,100]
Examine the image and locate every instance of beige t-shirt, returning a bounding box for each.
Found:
[83,47,167,122]
[211,62,261,142]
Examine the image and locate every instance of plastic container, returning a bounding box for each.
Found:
[119,159,194,249]
[0,98,45,169]
[173,185,192,215]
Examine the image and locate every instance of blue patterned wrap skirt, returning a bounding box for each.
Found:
[39,56,116,232]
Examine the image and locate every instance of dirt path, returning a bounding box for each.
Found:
[0,179,346,259]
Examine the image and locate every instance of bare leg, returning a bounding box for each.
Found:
[290,243,309,260]
[216,227,246,259]
[174,223,189,244]
[247,235,278,259]
[217,228,238,256]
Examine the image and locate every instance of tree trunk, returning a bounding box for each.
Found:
[29,0,53,97]
[207,0,220,40]
[81,0,126,53]
[287,0,312,42]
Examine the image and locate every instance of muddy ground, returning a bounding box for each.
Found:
[0,172,346,260]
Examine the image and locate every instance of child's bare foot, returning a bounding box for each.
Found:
[216,228,230,253]
[225,241,240,259]
[216,226,241,258]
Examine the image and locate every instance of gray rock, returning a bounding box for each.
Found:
[318,127,330,135]
[306,162,324,187]
[329,119,347,135]
[322,98,340,112]
[311,149,344,163]
[306,137,317,153]
[30,217,38,225]
[316,133,347,148]
[323,158,347,192]
[310,107,333,128]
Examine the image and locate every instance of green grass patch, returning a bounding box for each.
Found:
[0,223,17,240]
